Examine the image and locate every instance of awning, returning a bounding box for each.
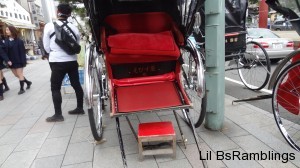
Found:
[0,18,36,29]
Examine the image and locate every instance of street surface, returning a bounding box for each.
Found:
[225,63,278,114]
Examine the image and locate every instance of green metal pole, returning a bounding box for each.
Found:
[204,0,225,130]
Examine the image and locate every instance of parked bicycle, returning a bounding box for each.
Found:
[193,0,271,91]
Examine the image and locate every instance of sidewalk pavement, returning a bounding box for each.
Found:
[0,59,299,168]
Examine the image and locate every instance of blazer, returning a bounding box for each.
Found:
[0,40,9,67]
[4,38,26,65]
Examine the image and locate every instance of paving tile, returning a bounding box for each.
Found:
[155,144,186,163]
[101,116,116,131]
[231,135,298,168]
[220,148,263,168]
[47,123,75,138]
[61,162,92,168]
[239,113,274,128]
[1,149,39,168]
[0,115,22,126]
[199,130,239,152]
[0,128,29,145]
[0,125,12,138]
[10,117,39,130]
[126,154,158,168]
[120,119,140,136]
[28,121,54,134]
[137,113,160,123]
[122,134,139,155]
[95,129,119,149]
[221,118,249,138]
[62,141,94,165]
[93,146,124,168]
[23,103,51,118]
[175,125,204,145]
[180,143,226,168]
[157,158,192,168]
[159,113,189,128]
[15,132,48,151]
[37,136,70,158]
[6,99,35,117]
[30,155,64,168]
[70,126,93,144]
[0,144,17,165]
[74,115,90,128]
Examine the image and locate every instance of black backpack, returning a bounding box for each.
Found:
[50,21,81,55]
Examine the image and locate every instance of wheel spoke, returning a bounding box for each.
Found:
[273,60,300,152]
[238,41,270,90]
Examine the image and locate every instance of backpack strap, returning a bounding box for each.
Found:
[50,32,55,39]
[50,21,77,41]
[49,21,57,39]
[61,21,77,41]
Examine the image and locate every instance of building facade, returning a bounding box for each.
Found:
[0,0,35,47]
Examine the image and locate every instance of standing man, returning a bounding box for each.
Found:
[43,3,84,122]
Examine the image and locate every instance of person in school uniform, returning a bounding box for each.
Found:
[4,26,32,95]
[0,40,12,100]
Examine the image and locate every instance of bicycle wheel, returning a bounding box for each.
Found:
[238,41,271,90]
[86,45,104,141]
[180,38,206,128]
[272,61,300,152]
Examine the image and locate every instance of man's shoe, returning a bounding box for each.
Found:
[68,108,85,115]
[0,96,3,101]
[46,115,64,122]
[18,90,25,95]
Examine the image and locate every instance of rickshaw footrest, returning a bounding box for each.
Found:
[138,121,176,160]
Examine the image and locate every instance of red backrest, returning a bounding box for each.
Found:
[104,12,173,34]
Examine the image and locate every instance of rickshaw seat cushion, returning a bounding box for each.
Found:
[107,31,180,57]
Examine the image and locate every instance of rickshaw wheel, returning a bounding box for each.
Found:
[238,41,271,91]
[272,60,300,152]
[180,38,206,128]
[87,50,104,141]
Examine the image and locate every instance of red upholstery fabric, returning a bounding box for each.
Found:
[138,122,175,137]
[106,54,178,64]
[112,72,175,87]
[108,31,180,56]
[116,81,182,113]
[104,12,173,34]
[277,65,300,115]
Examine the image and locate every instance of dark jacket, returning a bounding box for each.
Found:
[3,38,26,65]
[0,40,9,69]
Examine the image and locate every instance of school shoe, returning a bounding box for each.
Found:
[24,78,32,89]
[2,77,9,92]
[0,83,3,101]
[46,115,64,122]
[68,108,85,115]
[3,87,9,92]
[18,90,25,95]
[18,80,25,95]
